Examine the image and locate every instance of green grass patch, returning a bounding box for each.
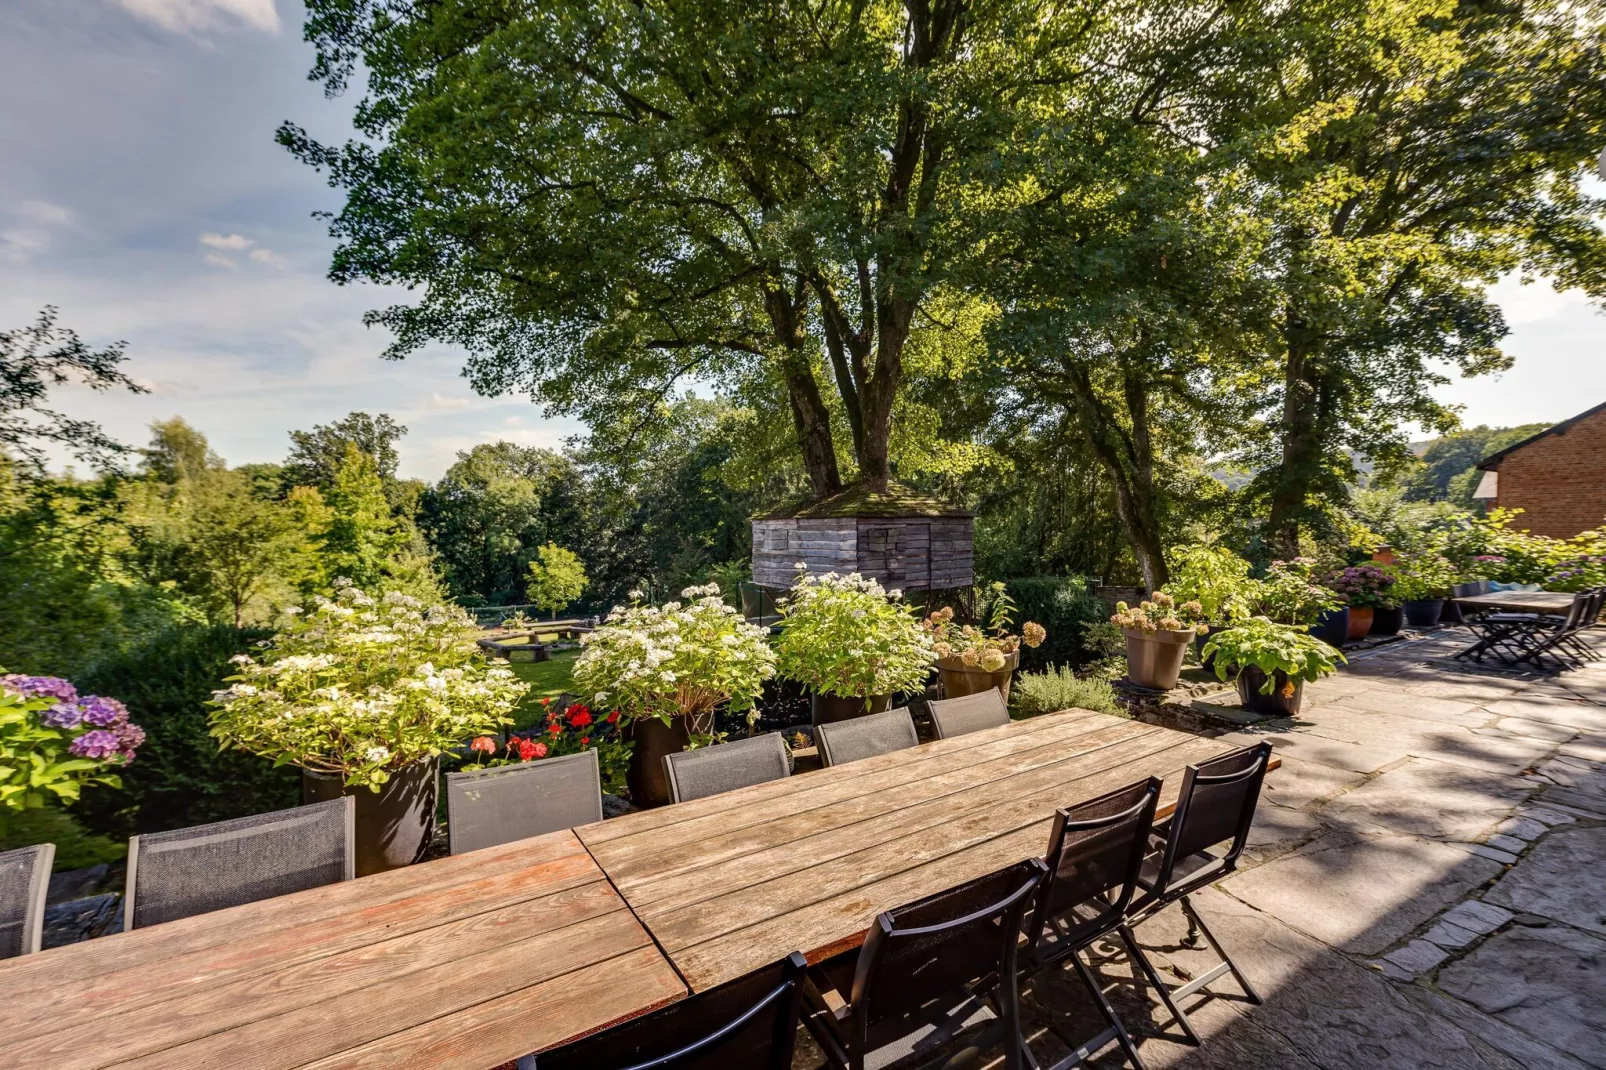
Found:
[507,649,580,729]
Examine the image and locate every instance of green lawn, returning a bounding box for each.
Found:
[506,648,580,729]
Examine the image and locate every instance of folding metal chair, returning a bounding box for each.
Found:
[124,798,353,929]
[446,749,604,854]
[815,707,919,767]
[663,733,791,803]
[1124,744,1271,1040]
[532,952,808,1070]
[0,844,54,958]
[803,858,1047,1070]
[1502,591,1601,670]
[1022,778,1162,1070]
[928,689,1011,739]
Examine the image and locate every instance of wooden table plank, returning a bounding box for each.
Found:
[1454,591,1577,614]
[0,832,601,1046]
[0,830,687,1070]
[584,710,1260,993]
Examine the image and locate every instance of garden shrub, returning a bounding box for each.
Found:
[1012,665,1120,717]
[0,805,124,870]
[1003,576,1103,672]
[73,623,301,839]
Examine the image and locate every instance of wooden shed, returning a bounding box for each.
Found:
[751,483,973,592]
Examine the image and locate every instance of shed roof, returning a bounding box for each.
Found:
[1477,400,1606,471]
[755,480,971,520]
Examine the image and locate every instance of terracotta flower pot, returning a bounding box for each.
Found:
[810,692,892,726]
[1123,627,1195,691]
[1345,607,1374,640]
[1234,666,1304,716]
[303,757,437,877]
[936,650,1020,704]
[626,715,691,808]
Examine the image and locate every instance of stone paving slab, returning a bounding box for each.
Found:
[1484,825,1606,935]
[1258,753,1369,811]
[1439,924,1606,1069]
[1222,831,1503,955]
[1317,755,1532,841]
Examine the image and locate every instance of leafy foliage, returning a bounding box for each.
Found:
[0,674,142,810]
[1000,577,1107,674]
[1201,618,1344,692]
[1011,666,1120,718]
[1166,547,1258,624]
[774,571,934,701]
[525,544,587,619]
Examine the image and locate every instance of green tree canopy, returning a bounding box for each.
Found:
[525,543,587,619]
[284,412,406,492]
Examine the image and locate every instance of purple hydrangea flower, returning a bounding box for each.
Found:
[68,730,123,761]
[40,702,84,729]
[2,674,78,703]
[114,722,145,760]
[79,696,129,727]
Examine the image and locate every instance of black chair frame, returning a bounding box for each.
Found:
[1124,744,1272,1042]
[1021,778,1163,1070]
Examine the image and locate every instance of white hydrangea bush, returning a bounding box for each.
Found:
[573,584,777,729]
[209,581,527,790]
[774,568,935,700]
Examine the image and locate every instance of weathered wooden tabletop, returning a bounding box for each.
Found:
[1453,591,1578,614]
[0,829,685,1070]
[579,709,1252,993]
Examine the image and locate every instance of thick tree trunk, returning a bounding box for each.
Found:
[1266,324,1322,558]
[766,285,842,499]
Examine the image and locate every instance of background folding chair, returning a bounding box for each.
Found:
[928,689,1011,739]
[802,857,1047,1070]
[816,707,919,767]
[446,749,603,854]
[533,952,807,1070]
[1023,778,1163,1069]
[0,843,54,958]
[124,797,353,930]
[1125,744,1272,1039]
[664,733,791,803]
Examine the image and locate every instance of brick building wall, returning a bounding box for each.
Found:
[1491,404,1606,538]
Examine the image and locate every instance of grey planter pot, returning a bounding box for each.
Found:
[303,757,437,877]
[811,692,892,726]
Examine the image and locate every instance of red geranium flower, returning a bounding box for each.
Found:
[606,710,620,724]
[547,722,563,736]
[567,706,593,729]
[469,736,497,755]
[530,741,548,759]
[540,696,552,707]
[579,736,590,747]
[516,738,540,761]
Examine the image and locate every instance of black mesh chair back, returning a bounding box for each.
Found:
[1153,743,1271,893]
[663,733,790,803]
[1028,777,1160,962]
[0,844,53,958]
[446,749,603,854]
[535,952,807,1070]
[815,707,919,767]
[125,797,354,930]
[927,689,1010,739]
[852,858,1045,1040]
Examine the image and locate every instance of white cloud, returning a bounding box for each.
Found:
[503,416,525,427]
[1,229,49,263]
[200,231,253,250]
[21,201,73,225]
[202,251,236,269]
[247,247,286,267]
[112,0,280,35]
[427,393,472,412]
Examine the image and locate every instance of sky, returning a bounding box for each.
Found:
[2,0,1604,482]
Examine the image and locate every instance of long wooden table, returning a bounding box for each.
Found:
[579,709,1246,993]
[0,829,685,1070]
[1453,590,1577,615]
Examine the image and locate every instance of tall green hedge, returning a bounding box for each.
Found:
[74,624,301,839]
[1003,576,1105,672]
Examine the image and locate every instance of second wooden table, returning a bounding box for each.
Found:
[580,709,1247,992]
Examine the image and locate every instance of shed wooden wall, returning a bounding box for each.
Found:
[751,516,973,591]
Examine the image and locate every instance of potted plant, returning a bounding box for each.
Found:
[1110,593,1209,691]
[1200,617,1345,716]
[921,584,1045,703]
[1390,552,1458,628]
[1322,564,1396,641]
[573,583,775,807]
[0,674,144,811]
[464,696,632,794]
[1255,558,1346,643]
[210,582,527,875]
[1166,547,1258,668]
[774,569,934,725]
